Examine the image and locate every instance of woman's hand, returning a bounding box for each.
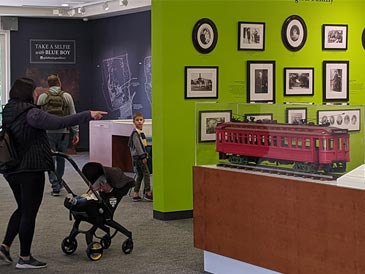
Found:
[90,111,108,120]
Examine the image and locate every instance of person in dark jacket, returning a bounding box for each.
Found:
[0,77,107,269]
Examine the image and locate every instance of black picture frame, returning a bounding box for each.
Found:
[322,24,348,50]
[238,22,265,50]
[247,61,276,103]
[199,110,232,142]
[281,15,307,51]
[284,67,314,96]
[185,66,218,99]
[317,109,360,132]
[244,113,273,123]
[362,28,365,50]
[192,18,218,54]
[323,61,349,102]
[286,108,307,124]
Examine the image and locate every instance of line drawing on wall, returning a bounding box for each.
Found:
[144,56,152,105]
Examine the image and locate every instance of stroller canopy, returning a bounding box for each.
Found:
[82,162,135,189]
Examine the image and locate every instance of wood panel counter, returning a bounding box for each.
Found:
[193,165,365,274]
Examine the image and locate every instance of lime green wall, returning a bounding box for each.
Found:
[152,0,365,214]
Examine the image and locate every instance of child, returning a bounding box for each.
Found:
[128,112,152,202]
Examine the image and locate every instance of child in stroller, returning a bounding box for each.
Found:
[59,153,135,261]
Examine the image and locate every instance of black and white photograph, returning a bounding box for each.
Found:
[281,15,307,51]
[323,61,349,102]
[247,61,275,103]
[185,66,218,99]
[286,108,307,124]
[238,22,265,50]
[284,67,314,96]
[362,28,365,50]
[192,18,218,54]
[317,109,360,131]
[244,113,273,123]
[199,110,232,142]
[322,24,348,50]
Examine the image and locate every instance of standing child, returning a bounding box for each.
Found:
[128,112,152,202]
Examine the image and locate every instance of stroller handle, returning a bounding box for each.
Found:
[51,151,103,202]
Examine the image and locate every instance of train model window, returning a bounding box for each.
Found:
[281,136,289,147]
[273,136,278,146]
[244,134,248,144]
[261,135,265,145]
[329,139,334,150]
[305,138,311,149]
[315,139,319,149]
[322,139,327,150]
[291,137,297,148]
[238,133,243,144]
[338,138,342,151]
[297,137,302,148]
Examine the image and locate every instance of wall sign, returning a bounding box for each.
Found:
[30,39,76,64]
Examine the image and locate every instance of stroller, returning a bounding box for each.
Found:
[54,152,135,261]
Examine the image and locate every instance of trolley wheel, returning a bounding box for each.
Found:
[122,238,133,254]
[61,237,78,255]
[100,235,111,249]
[86,242,103,261]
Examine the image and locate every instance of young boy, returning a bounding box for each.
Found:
[128,112,152,202]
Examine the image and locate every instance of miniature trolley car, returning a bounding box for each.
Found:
[216,122,350,173]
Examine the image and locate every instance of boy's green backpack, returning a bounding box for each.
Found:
[43,91,69,116]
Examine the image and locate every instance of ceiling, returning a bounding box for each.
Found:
[0,0,151,19]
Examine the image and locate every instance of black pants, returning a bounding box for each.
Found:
[2,172,45,256]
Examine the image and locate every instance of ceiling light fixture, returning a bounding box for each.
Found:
[77,7,86,14]
[120,0,128,6]
[102,2,110,11]
[67,8,76,16]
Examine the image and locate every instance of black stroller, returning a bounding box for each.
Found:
[54,152,135,261]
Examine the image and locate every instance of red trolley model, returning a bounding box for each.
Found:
[216,122,350,173]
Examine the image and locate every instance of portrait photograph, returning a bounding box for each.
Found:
[238,22,265,50]
[323,61,349,102]
[281,15,307,51]
[199,110,232,142]
[244,113,273,123]
[284,67,314,96]
[247,61,275,103]
[286,108,307,124]
[322,24,348,50]
[317,109,360,131]
[192,18,218,54]
[185,66,218,99]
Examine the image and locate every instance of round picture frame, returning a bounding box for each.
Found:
[192,18,218,54]
[362,28,365,50]
[281,15,307,52]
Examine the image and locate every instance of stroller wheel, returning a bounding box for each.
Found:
[86,242,103,261]
[61,237,78,255]
[100,235,112,249]
[122,238,134,254]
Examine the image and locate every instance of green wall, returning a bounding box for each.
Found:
[152,0,365,216]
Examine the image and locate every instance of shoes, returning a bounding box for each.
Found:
[51,191,60,196]
[16,256,47,269]
[132,196,142,202]
[144,193,153,201]
[0,245,12,264]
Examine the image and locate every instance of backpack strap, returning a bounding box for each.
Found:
[2,106,34,130]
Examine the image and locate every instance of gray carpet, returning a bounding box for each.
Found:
[0,153,204,273]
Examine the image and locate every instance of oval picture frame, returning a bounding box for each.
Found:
[281,15,307,52]
[362,28,365,50]
[192,18,218,54]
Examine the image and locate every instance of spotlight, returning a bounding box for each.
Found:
[120,0,128,6]
[77,7,86,14]
[67,9,76,16]
[102,2,109,11]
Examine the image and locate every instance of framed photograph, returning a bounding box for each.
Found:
[317,109,360,132]
[281,15,307,51]
[247,61,275,103]
[185,66,218,99]
[284,67,314,96]
[238,22,265,50]
[322,24,348,50]
[244,113,273,123]
[199,110,232,142]
[362,28,365,50]
[323,61,349,102]
[192,18,218,54]
[286,108,307,124]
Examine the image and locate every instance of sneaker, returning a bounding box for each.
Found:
[16,256,47,269]
[51,191,60,197]
[144,193,153,201]
[132,196,142,202]
[0,245,12,264]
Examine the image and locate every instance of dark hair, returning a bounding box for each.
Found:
[133,112,144,121]
[9,77,36,103]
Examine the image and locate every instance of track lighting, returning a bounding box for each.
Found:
[77,7,86,14]
[102,2,110,11]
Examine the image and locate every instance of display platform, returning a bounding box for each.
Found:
[337,164,365,189]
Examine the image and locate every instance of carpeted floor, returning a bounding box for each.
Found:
[0,152,204,273]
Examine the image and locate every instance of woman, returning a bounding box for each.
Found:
[0,77,106,269]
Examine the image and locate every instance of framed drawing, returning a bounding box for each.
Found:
[284,67,314,96]
[244,113,273,122]
[247,61,276,103]
[322,24,348,50]
[317,109,360,132]
[323,61,349,102]
[362,28,365,50]
[185,66,218,99]
[199,110,232,142]
[192,18,218,54]
[238,22,265,50]
[281,15,307,51]
[286,108,307,124]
